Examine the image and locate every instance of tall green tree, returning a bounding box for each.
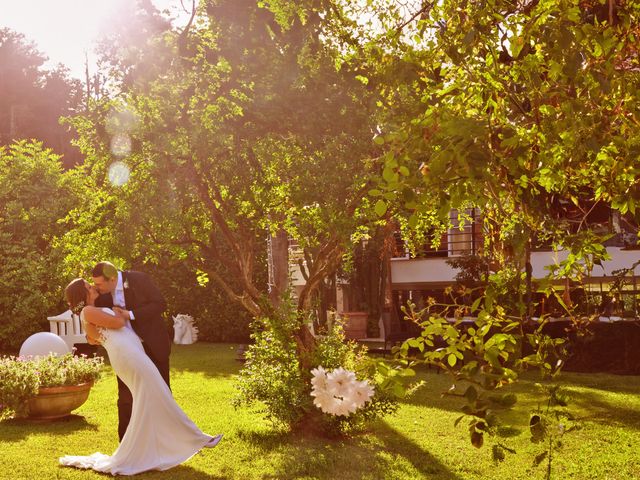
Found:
[323,0,640,453]
[63,0,380,356]
[0,29,83,166]
[57,0,403,433]
[328,0,640,300]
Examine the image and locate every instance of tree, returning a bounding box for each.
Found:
[59,0,410,433]
[0,29,83,167]
[65,0,379,357]
[328,0,640,455]
[326,0,640,309]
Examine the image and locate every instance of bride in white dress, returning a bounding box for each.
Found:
[59,278,222,475]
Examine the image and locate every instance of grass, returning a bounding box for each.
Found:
[1,343,640,480]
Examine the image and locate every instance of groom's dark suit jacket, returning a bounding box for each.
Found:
[95,270,171,363]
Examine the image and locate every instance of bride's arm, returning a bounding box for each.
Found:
[82,306,126,329]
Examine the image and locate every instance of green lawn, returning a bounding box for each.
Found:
[1,343,639,480]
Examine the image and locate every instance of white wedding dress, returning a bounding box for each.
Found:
[60,308,218,475]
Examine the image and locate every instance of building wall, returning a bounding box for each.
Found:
[391,247,640,287]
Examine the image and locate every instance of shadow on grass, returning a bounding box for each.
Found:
[567,388,640,430]
[238,421,464,480]
[125,464,227,480]
[496,426,522,438]
[0,414,98,443]
[56,463,226,479]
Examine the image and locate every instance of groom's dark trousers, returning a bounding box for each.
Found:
[95,270,171,441]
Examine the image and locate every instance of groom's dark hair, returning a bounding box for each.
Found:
[92,261,118,280]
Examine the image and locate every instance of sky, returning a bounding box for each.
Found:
[1,0,192,79]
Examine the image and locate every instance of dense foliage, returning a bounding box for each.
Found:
[0,142,78,350]
[62,0,381,374]
[336,0,640,457]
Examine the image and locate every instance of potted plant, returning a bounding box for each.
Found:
[338,311,369,340]
[0,352,103,420]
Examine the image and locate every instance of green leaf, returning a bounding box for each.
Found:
[374,199,388,217]
[470,297,482,313]
[447,354,457,367]
[392,382,406,397]
[463,28,476,46]
[382,166,396,182]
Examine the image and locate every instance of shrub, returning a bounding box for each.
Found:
[0,353,103,419]
[234,300,405,436]
[0,141,77,351]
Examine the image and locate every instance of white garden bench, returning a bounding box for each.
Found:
[47,310,87,351]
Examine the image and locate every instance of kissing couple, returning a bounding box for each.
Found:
[59,261,222,475]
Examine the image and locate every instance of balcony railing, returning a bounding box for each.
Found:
[393,209,482,259]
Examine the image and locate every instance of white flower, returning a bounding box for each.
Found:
[342,397,361,416]
[330,399,357,417]
[309,366,375,417]
[326,367,357,398]
[312,390,338,413]
[350,380,375,408]
[310,366,328,391]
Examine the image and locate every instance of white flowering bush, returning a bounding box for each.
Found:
[235,301,405,436]
[310,366,374,417]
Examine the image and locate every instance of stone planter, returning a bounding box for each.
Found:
[27,382,94,420]
[340,311,368,340]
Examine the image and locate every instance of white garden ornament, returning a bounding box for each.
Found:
[19,332,70,358]
[172,314,199,345]
[310,366,375,416]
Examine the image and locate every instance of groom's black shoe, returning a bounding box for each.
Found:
[205,434,223,448]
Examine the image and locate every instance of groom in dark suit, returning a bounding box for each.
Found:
[92,261,171,441]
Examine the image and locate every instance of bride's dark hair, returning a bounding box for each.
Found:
[65,278,88,315]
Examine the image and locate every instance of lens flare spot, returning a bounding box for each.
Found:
[106,107,139,135]
[110,133,132,157]
[108,161,130,187]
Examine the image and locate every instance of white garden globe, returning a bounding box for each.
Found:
[19,332,70,357]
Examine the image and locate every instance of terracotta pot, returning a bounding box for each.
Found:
[340,311,368,340]
[27,382,94,420]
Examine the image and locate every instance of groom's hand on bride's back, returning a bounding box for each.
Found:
[113,307,130,322]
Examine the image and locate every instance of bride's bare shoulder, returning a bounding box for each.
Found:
[82,306,110,319]
[81,306,96,317]
[82,306,123,328]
